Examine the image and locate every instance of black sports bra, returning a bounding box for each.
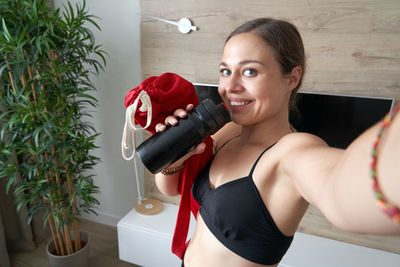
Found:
[191,145,293,265]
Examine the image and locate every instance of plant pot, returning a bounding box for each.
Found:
[46,231,90,267]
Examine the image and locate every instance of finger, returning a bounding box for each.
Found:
[170,142,207,167]
[185,142,206,157]
[186,104,194,111]
[164,115,178,126]
[193,142,206,154]
[173,109,187,118]
[155,123,166,133]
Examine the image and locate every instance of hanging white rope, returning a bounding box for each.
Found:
[121,90,152,203]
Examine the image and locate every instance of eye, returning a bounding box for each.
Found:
[220,69,231,76]
[243,68,257,77]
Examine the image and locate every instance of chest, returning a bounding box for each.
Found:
[208,145,276,190]
[192,161,281,235]
[192,145,307,236]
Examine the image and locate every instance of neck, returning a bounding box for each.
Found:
[239,112,292,147]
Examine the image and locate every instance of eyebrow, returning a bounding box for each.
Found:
[219,60,265,67]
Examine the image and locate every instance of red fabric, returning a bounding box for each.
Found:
[124,73,213,259]
[124,72,199,135]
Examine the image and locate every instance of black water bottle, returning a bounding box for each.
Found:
[136,99,231,174]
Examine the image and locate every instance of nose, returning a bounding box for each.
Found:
[219,72,243,94]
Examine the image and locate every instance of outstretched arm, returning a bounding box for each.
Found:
[282,107,400,234]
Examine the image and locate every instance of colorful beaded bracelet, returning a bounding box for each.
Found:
[370,103,400,225]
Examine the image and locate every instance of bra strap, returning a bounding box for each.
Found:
[248,143,276,176]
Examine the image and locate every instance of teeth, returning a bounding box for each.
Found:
[230,101,250,106]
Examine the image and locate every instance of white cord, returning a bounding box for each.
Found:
[121,90,152,203]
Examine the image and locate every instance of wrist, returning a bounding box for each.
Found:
[169,158,186,168]
[161,164,184,176]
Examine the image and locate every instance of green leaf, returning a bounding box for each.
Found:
[0,63,7,77]
[35,36,42,55]
[16,202,25,213]
[17,25,29,43]
[32,0,38,21]
[22,112,31,123]
[6,175,15,194]
[1,18,13,43]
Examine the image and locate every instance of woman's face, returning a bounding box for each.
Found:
[218,32,294,126]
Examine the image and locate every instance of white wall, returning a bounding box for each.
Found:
[53,0,143,226]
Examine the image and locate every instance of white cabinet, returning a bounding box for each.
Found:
[117,202,195,267]
[281,232,400,267]
[118,202,400,267]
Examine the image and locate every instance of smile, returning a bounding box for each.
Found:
[230,100,252,107]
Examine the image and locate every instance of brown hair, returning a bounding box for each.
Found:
[226,18,305,113]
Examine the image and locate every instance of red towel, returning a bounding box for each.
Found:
[124,72,213,259]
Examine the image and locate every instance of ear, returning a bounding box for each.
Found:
[287,66,302,91]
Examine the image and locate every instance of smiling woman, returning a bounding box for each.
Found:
[151,17,400,267]
[218,31,301,128]
[222,18,305,116]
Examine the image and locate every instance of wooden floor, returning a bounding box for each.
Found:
[9,219,140,267]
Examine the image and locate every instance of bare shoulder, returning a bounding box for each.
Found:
[275,132,332,162]
[275,132,341,182]
[279,132,328,150]
[252,132,328,186]
[275,132,344,203]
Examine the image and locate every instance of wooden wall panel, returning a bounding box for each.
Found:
[140,0,400,254]
[141,0,400,99]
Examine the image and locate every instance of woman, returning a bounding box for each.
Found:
[155,18,400,267]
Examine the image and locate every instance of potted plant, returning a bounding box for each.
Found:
[0,0,106,265]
